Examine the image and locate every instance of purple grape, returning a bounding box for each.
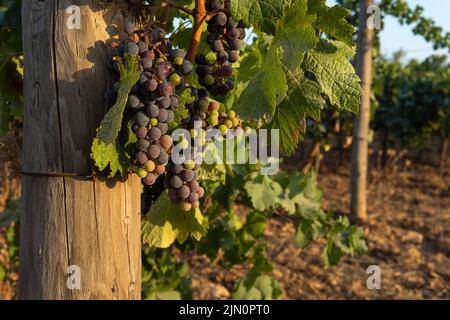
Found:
[125,42,139,56]
[171,176,183,189]
[136,139,150,152]
[181,170,195,182]
[149,127,162,141]
[150,28,166,43]
[136,127,148,139]
[147,144,161,159]
[146,79,158,92]
[157,109,169,122]
[135,112,150,127]
[188,192,199,203]
[146,103,160,118]
[157,151,169,166]
[159,82,175,97]
[157,123,169,135]
[136,151,148,165]
[178,185,190,199]
[128,95,140,109]
[124,21,135,34]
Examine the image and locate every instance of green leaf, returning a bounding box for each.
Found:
[142,192,208,248]
[230,0,291,35]
[270,63,326,155]
[308,0,355,47]
[91,54,141,176]
[274,0,318,68]
[97,54,141,145]
[244,174,283,211]
[236,47,287,123]
[232,275,282,300]
[302,39,362,113]
[198,162,229,184]
[90,138,130,177]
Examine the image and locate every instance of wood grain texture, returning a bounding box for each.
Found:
[19,0,141,300]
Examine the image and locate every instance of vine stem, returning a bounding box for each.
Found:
[161,1,170,30]
[186,0,207,63]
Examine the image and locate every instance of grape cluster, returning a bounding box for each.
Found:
[166,157,204,211]
[195,1,246,97]
[189,89,244,137]
[108,22,193,186]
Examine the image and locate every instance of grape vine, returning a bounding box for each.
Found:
[91,0,368,299]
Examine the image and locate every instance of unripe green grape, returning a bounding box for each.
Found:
[179,201,192,212]
[219,125,228,134]
[150,118,158,127]
[169,73,182,86]
[225,119,233,129]
[210,110,219,118]
[137,168,148,178]
[174,56,184,66]
[178,137,189,149]
[190,129,199,139]
[143,160,156,173]
[208,117,219,127]
[184,160,196,170]
[198,98,209,111]
[204,75,215,86]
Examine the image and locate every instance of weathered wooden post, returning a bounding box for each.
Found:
[19,0,141,299]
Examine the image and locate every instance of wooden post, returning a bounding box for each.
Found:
[350,0,374,223]
[19,1,141,299]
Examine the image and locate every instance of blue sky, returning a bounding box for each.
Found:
[327,0,450,61]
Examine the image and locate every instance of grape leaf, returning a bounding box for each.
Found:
[270,63,326,155]
[97,53,141,145]
[90,138,130,177]
[302,39,362,113]
[274,0,318,68]
[232,275,282,300]
[279,171,323,215]
[236,0,318,125]
[198,162,228,184]
[142,192,208,248]
[91,54,141,176]
[236,47,287,123]
[230,0,291,35]
[244,174,283,211]
[308,0,355,47]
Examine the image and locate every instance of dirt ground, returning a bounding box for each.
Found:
[187,160,449,300]
[1,157,449,300]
